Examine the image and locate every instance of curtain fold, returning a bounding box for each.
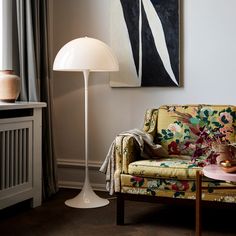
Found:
[15,0,58,199]
[16,0,39,101]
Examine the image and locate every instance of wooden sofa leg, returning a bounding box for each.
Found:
[116,194,124,225]
[196,171,202,236]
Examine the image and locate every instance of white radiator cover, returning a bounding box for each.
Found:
[0,102,46,209]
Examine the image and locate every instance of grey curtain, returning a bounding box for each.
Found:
[15,0,58,199]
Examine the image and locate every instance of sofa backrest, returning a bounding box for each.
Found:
[155,104,236,162]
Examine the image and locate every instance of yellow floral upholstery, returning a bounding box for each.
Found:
[121,174,236,203]
[113,104,236,203]
[128,157,201,180]
[157,105,236,159]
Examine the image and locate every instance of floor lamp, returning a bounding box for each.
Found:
[53,37,119,208]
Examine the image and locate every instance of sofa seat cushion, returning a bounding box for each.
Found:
[120,174,236,203]
[128,157,202,180]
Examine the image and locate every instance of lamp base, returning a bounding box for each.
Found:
[65,181,109,208]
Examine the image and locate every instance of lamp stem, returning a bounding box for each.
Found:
[83,70,89,184]
[64,69,109,208]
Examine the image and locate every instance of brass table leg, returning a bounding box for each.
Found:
[196,170,202,236]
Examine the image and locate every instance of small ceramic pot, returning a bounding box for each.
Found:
[0,70,21,103]
[213,144,232,165]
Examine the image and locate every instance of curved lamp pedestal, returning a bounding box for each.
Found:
[65,178,109,208]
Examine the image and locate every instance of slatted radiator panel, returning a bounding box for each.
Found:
[0,122,32,192]
[0,103,45,210]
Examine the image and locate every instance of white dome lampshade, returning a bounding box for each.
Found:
[53,37,119,72]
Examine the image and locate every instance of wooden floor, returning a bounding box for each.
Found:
[0,189,235,236]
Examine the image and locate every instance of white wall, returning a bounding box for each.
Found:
[52,0,236,189]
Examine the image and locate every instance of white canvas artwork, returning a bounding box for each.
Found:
[110,0,180,87]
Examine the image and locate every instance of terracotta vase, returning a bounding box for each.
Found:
[0,70,21,103]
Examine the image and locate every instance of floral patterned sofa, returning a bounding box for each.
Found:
[114,104,236,224]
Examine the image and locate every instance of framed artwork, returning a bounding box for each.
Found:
[110,0,180,87]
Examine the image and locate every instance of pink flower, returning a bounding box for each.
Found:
[168,123,181,133]
[219,126,233,139]
[219,112,233,124]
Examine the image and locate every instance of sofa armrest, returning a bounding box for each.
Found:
[114,135,140,174]
[114,134,140,193]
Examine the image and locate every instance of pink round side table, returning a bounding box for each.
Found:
[203,164,236,182]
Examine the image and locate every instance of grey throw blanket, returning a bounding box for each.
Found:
[99,129,168,195]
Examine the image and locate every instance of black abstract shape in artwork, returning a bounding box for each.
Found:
[120,0,179,87]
